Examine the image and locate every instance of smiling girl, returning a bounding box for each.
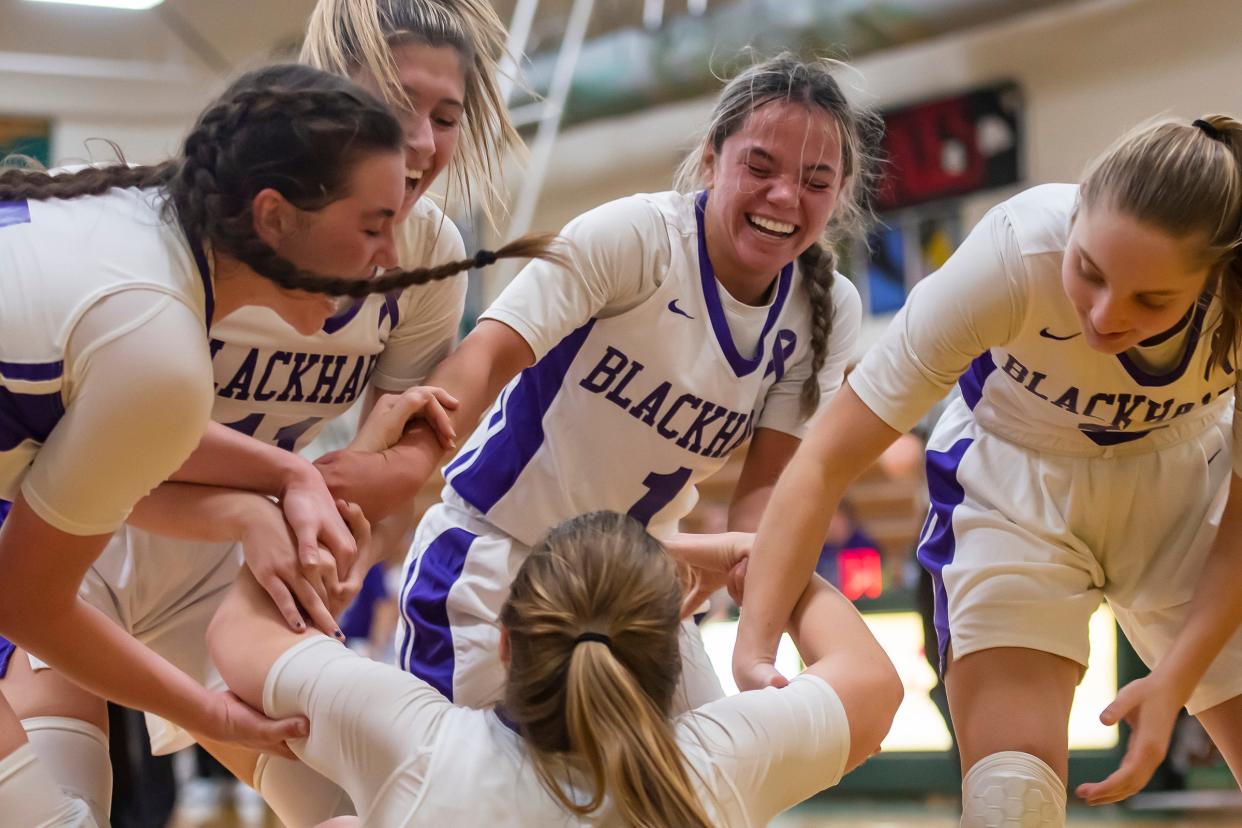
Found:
[732,116,1242,825]
[373,53,883,713]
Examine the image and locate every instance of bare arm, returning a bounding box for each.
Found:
[732,383,901,690]
[787,574,903,772]
[726,427,801,532]
[314,320,535,518]
[0,496,305,752]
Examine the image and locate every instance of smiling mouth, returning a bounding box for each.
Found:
[406,169,424,193]
[746,213,798,238]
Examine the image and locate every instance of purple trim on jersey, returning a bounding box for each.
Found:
[0,387,66,452]
[0,360,64,383]
[443,390,512,478]
[0,502,11,680]
[694,191,793,379]
[1115,299,1208,388]
[916,437,973,674]
[322,299,365,334]
[186,231,214,332]
[957,352,997,410]
[0,200,30,229]
[448,320,595,513]
[399,526,478,700]
[378,293,400,331]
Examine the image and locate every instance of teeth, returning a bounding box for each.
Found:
[406,169,423,181]
[749,214,796,235]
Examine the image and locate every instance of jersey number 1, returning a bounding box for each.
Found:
[628,466,692,525]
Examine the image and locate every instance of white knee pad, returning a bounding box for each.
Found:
[23,717,112,828]
[253,753,355,828]
[0,743,99,827]
[962,751,1066,828]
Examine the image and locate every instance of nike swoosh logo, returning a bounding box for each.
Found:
[668,299,694,320]
[1209,449,1222,464]
[1039,327,1081,341]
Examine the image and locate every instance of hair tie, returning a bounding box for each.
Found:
[574,631,611,648]
[1193,119,1226,143]
[473,248,499,268]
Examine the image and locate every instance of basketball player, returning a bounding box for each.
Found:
[0,3,526,825]
[206,509,902,827]
[732,116,1242,825]
[378,53,881,712]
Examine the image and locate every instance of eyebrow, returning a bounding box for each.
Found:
[402,84,464,110]
[745,147,836,175]
[1079,248,1182,297]
[369,208,397,219]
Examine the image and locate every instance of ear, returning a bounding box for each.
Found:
[700,143,719,188]
[251,188,297,249]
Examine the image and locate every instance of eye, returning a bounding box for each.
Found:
[746,163,771,177]
[434,116,459,129]
[1136,295,1172,310]
[364,229,382,238]
[804,178,832,192]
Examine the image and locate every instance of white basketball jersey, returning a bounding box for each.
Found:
[445,191,858,545]
[206,198,466,451]
[852,183,1240,462]
[0,188,210,497]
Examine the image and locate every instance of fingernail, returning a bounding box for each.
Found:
[294,621,305,631]
[334,629,345,641]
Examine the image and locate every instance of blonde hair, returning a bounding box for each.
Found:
[675,53,882,416]
[1080,115,1242,372]
[300,0,519,218]
[499,512,714,828]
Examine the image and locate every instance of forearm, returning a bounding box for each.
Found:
[789,574,886,670]
[1152,480,1242,700]
[734,386,900,657]
[317,322,533,518]
[127,482,265,543]
[735,456,846,654]
[6,594,216,733]
[171,421,313,496]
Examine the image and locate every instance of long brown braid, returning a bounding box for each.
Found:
[0,64,562,298]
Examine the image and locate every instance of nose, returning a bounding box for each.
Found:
[766,175,798,209]
[406,112,434,166]
[1090,294,1129,335]
[374,227,399,271]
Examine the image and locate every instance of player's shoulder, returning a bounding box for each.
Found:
[994,183,1076,258]
[569,190,686,239]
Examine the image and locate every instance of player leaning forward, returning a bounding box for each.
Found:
[733,116,1242,826]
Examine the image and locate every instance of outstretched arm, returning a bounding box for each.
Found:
[731,384,900,691]
[314,320,535,517]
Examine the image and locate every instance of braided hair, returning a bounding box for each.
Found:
[0,64,561,298]
[674,54,883,416]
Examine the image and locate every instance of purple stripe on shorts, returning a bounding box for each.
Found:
[916,437,973,674]
[0,501,11,680]
[448,321,594,513]
[399,526,478,701]
[957,352,996,410]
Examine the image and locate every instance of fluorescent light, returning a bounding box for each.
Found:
[25,0,165,9]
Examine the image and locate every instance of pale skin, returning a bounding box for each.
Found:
[732,203,1242,804]
[317,99,848,532]
[0,148,410,758]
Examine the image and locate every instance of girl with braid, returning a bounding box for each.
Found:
[207,510,901,827]
[0,70,548,828]
[0,2,539,826]
[383,53,881,712]
[733,115,1242,825]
